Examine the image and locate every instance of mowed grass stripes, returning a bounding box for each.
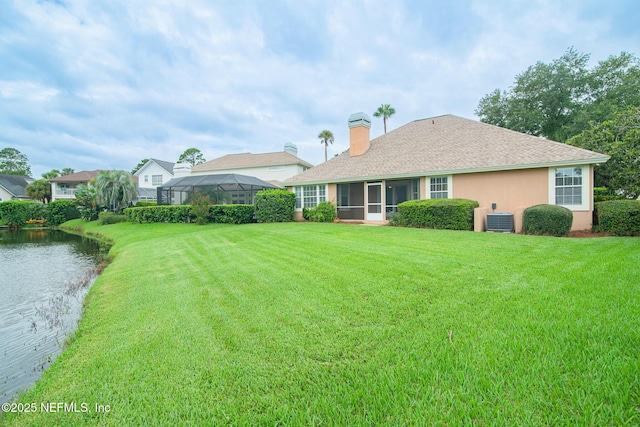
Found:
[3,221,639,426]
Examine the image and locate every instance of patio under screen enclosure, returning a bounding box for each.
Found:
[157,174,279,205]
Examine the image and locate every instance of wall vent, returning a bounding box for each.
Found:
[486,212,514,233]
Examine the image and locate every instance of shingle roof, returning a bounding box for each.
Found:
[284,115,609,184]
[192,151,313,172]
[0,174,31,198]
[49,170,102,183]
[149,159,175,174]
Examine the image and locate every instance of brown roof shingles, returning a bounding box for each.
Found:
[284,115,609,184]
[192,151,313,172]
[49,170,102,183]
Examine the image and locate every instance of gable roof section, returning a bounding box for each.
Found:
[135,159,175,176]
[0,174,31,198]
[284,115,610,185]
[49,170,101,183]
[192,151,313,172]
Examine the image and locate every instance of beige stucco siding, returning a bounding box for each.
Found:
[453,167,593,231]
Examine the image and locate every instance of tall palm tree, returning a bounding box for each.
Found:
[318,130,334,162]
[373,104,396,134]
[95,170,138,212]
[26,179,51,203]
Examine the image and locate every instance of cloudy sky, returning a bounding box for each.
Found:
[1,0,639,178]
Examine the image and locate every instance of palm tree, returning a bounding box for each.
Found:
[318,130,334,162]
[26,179,51,203]
[94,170,138,212]
[373,104,396,134]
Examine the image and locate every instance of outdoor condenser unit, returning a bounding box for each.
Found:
[486,212,514,233]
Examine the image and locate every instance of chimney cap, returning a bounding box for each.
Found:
[348,112,371,129]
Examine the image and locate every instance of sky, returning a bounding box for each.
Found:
[1,0,639,178]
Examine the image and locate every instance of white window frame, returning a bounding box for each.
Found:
[294,185,327,210]
[548,166,589,211]
[152,175,163,186]
[427,175,452,199]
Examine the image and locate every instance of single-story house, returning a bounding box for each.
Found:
[189,143,313,186]
[0,174,33,202]
[49,170,101,201]
[283,113,610,232]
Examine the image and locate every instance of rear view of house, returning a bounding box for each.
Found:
[284,113,609,232]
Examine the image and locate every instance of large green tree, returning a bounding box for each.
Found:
[318,130,334,162]
[25,179,52,204]
[177,148,205,166]
[42,169,61,179]
[94,170,138,212]
[0,147,32,176]
[567,106,640,199]
[476,49,640,142]
[373,104,396,134]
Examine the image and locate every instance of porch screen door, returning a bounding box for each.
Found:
[367,182,383,221]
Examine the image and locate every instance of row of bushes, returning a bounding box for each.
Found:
[125,204,256,224]
[0,200,80,229]
[395,199,479,230]
[595,200,640,236]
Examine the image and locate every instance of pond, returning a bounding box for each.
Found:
[0,229,106,405]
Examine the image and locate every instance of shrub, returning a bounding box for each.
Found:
[594,187,625,203]
[190,191,211,225]
[74,185,101,221]
[522,204,573,237]
[135,201,157,207]
[47,200,81,226]
[0,200,42,229]
[594,200,640,236]
[397,199,479,230]
[304,201,337,223]
[98,211,128,225]
[125,205,255,225]
[254,189,296,223]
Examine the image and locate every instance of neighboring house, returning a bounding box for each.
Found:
[133,159,175,202]
[0,174,33,202]
[283,113,610,232]
[49,170,101,201]
[189,143,313,186]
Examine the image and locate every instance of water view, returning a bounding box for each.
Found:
[0,229,105,405]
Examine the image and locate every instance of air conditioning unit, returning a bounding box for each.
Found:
[486,212,514,233]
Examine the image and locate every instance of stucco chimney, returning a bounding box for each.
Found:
[173,162,191,178]
[348,112,371,156]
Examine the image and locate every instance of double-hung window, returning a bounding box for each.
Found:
[294,185,327,209]
[551,166,588,210]
[152,175,163,186]
[429,176,450,199]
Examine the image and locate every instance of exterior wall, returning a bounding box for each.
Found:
[136,162,173,189]
[453,167,594,232]
[0,186,13,202]
[190,164,305,183]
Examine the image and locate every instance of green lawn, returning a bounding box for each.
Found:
[3,221,639,426]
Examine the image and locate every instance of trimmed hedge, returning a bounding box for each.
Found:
[397,198,479,230]
[98,211,128,225]
[47,200,81,226]
[522,204,573,237]
[124,204,255,224]
[254,189,296,223]
[595,200,640,236]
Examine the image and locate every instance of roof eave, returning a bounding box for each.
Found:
[283,157,611,186]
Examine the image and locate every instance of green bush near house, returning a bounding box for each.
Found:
[303,201,337,223]
[210,205,255,224]
[397,198,479,230]
[594,200,640,236]
[98,211,128,225]
[522,204,573,237]
[254,189,296,223]
[0,200,43,229]
[135,201,157,207]
[46,199,81,226]
[593,187,625,203]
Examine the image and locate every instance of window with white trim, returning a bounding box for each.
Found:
[294,185,327,209]
[429,176,449,199]
[555,167,582,205]
[152,175,163,186]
